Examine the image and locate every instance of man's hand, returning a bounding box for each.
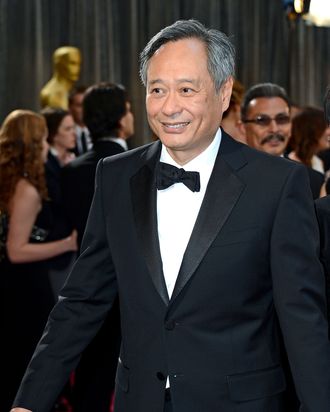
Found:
[10,408,32,412]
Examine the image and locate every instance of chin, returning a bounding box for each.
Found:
[266,148,283,157]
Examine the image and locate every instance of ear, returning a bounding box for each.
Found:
[220,77,234,112]
[119,115,125,129]
[118,114,127,138]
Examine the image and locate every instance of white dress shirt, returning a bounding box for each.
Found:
[157,129,221,388]
[157,128,221,299]
[75,125,93,154]
[101,137,128,151]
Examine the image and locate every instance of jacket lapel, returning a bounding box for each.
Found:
[170,133,247,303]
[130,141,170,305]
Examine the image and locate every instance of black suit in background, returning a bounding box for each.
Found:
[315,195,330,333]
[319,149,330,172]
[45,151,75,295]
[46,152,73,244]
[283,153,324,199]
[61,139,123,412]
[62,140,125,245]
[14,132,330,412]
[306,167,325,199]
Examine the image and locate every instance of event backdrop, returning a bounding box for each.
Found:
[1,0,329,146]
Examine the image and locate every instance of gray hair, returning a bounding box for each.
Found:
[241,83,291,121]
[139,19,235,93]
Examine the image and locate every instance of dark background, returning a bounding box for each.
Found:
[1,0,329,147]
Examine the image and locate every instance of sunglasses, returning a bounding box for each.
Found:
[243,114,290,127]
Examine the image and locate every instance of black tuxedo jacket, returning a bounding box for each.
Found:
[61,140,125,247]
[315,195,330,331]
[61,139,124,411]
[319,149,330,172]
[45,151,73,269]
[306,167,324,199]
[14,132,330,412]
[283,153,324,199]
[45,151,72,239]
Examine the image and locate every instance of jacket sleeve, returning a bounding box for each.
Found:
[13,159,118,412]
[271,164,330,410]
[315,197,330,337]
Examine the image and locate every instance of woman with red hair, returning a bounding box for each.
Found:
[0,110,77,411]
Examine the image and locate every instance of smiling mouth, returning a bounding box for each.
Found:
[161,122,190,129]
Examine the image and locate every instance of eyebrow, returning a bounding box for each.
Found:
[148,78,198,86]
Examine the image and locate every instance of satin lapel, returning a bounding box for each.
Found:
[130,141,169,305]
[170,133,247,303]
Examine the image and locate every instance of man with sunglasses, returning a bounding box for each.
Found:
[240,82,324,198]
[240,82,291,156]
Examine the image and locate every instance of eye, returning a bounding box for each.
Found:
[181,87,193,94]
[275,114,290,125]
[254,116,270,126]
[150,87,163,94]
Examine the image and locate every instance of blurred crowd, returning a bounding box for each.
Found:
[1,45,330,412]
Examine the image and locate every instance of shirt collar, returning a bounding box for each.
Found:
[75,125,89,134]
[49,146,59,157]
[97,137,128,151]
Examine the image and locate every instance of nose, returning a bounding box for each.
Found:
[161,92,182,117]
[268,118,280,133]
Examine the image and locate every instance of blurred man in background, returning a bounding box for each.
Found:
[68,85,92,156]
[240,82,324,199]
[61,82,134,412]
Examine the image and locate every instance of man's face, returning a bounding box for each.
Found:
[69,93,84,125]
[241,97,291,156]
[146,38,232,165]
[58,51,81,82]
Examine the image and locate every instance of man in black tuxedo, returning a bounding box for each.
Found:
[61,83,134,412]
[62,82,134,246]
[68,86,93,156]
[11,20,330,412]
[315,86,330,334]
[240,82,324,199]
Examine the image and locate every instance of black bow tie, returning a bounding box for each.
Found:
[156,162,200,192]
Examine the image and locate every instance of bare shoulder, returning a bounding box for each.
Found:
[9,178,41,214]
[15,178,40,200]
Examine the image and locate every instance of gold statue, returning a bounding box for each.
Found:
[40,46,81,109]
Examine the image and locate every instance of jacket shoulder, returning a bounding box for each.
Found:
[222,131,303,176]
[102,141,157,168]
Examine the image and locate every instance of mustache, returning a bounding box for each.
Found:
[260,134,286,145]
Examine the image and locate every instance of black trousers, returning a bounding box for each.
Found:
[164,389,173,412]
